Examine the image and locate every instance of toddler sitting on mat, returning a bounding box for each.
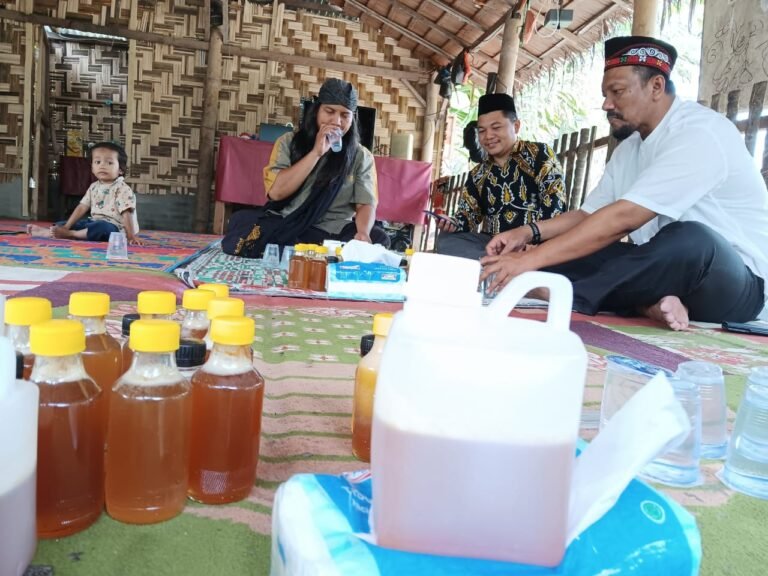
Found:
[29,141,143,246]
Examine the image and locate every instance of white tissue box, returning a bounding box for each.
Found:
[326,262,405,302]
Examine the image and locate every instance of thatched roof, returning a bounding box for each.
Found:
[338,0,632,87]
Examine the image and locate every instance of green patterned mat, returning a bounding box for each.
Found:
[31,304,768,575]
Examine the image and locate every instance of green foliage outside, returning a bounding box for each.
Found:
[441,3,704,177]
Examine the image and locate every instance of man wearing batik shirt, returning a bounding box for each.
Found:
[435,92,566,260]
[481,36,768,330]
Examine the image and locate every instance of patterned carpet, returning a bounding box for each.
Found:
[0,220,217,272]
[28,299,768,576]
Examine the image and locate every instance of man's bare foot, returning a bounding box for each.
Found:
[27,224,53,238]
[52,226,77,239]
[525,287,550,301]
[643,295,689,331]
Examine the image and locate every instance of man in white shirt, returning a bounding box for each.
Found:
[480,36,768,330]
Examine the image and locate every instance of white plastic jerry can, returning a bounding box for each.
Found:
[371,253,588,567]
[0,337,39,576]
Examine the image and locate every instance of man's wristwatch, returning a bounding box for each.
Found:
[528,221,542,245]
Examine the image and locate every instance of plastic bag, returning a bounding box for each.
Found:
[271,470,701,576]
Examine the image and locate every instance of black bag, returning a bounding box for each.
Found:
[462,120,487,163]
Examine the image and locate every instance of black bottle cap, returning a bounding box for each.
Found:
[176,338,207,368]
[360,334,375,357]
[121,313,140,337]
[16,352,23,379]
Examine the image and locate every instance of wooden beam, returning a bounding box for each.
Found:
[345,0,453,60]
[425,0,482,29]
[0,8,427,82]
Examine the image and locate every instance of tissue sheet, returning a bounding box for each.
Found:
[270,471,700,576]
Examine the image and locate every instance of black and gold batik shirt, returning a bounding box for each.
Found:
[453,139,566,235]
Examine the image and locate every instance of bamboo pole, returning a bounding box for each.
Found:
[631,0,659,36]
[495,10,522,95]
[195,26,223,233]
[21,0,34,218]
[420,83,439,166]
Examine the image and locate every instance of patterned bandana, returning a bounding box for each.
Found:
[604,36,677,77]
[317,78,358,112]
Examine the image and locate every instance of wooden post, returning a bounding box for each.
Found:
[21,0,34,218]
[126,0,138,184]
[563,132,578,207]
[195,26,223,233]
[632,0,659,36]
[570,128,591,211]
[726,90,740,125]
[745,81,767,156]
[580,126,597,208]
[421,83,439,166]
[495,10,522,95]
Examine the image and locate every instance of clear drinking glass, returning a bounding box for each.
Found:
[262,244,280,287]
[676,361,727,458]
[327,129,343,153]
[599,355,674,429]
[719,366,768,499]
[641,376,703,487]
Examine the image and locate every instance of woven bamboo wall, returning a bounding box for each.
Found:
[49,41,128,154]
[0,21,26,184]
[8,0,430,206]
[225,4,427,158]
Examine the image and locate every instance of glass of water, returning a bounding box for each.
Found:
[676,361,727,458]
[641,376,703,487]
[719,366,768,499]
[262,244,280,287]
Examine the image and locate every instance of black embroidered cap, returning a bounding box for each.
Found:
[478,92,516,116]
[317,78,359,112]
[604,36,677,77]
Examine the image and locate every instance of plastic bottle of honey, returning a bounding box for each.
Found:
[197,283,229,299]
[119,313,140,376]
[136,290,177,320]
[351,313,393,462]
[4,297,52,380]
[288,244,307,289]
[106,320,191,524]
[308,246,328,292]
[30,319,104,537]
[302,245,317,289]
[176,338,206,380]
[69,292,122,421]
[181,288,216,340]
[125,291,177,370]
[188,316,265,504]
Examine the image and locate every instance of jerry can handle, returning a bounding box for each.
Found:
[486,271,573,331]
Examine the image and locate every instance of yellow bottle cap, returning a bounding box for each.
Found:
[5,297,53,326]
[317,246,329,255]
[182,288,216,311]
[335,246,343,256]
[207,297,245,320]
[30,319,85,356]
[197,283,229,298]
[209,316,255,346]
[372,313,394,337]
[405,248,415,255]
[294,244,306,252]
[129,319,180,353]
[69,291,110,317]
[137,290,177,315]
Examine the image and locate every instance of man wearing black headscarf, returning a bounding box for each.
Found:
[223,78,389,258]
[435,92,566,260]
[481,36,768,330]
